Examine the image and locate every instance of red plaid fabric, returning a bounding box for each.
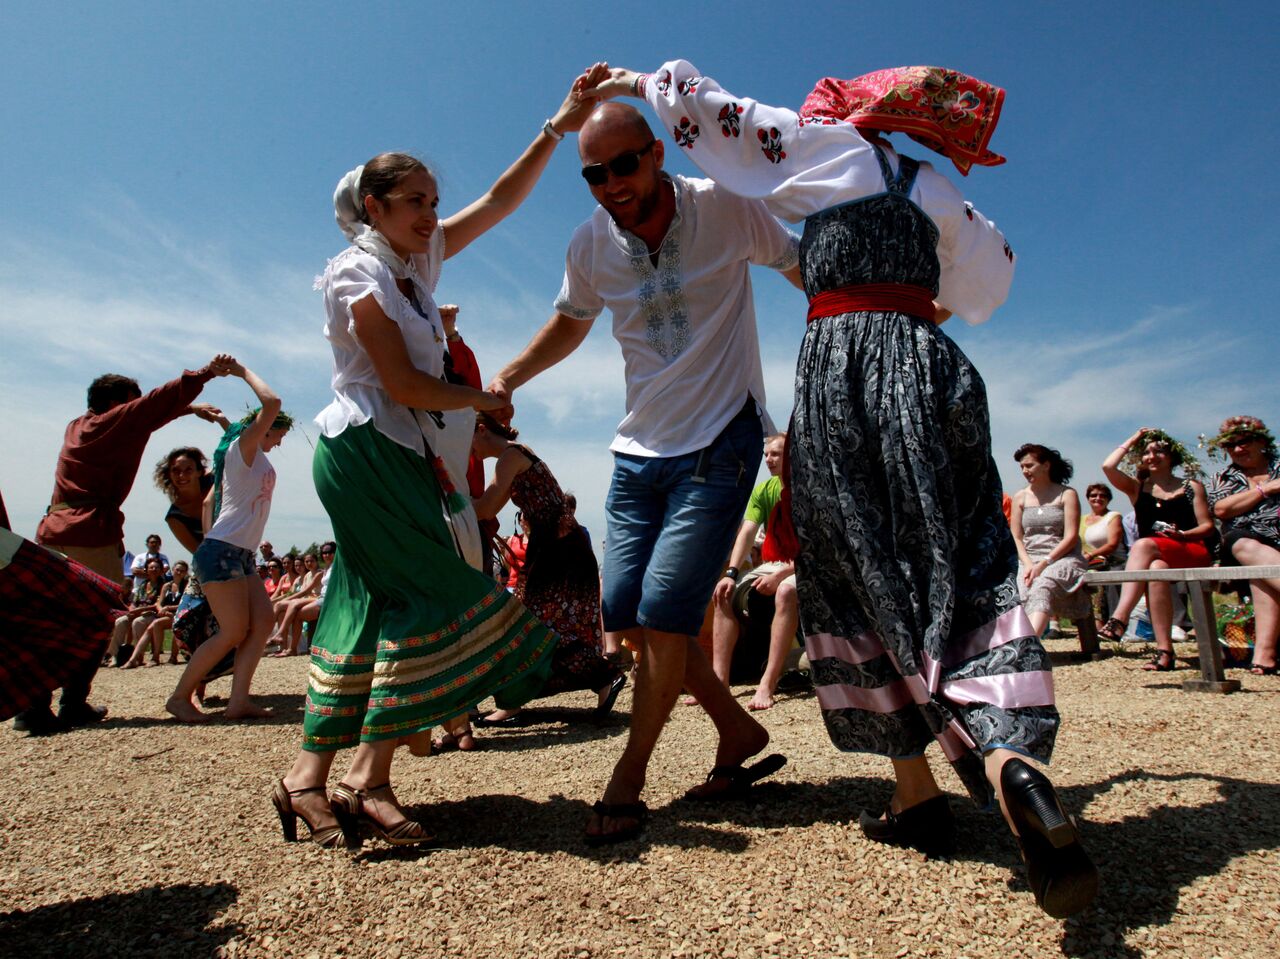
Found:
[0,535,125,720]
[801,67,1006,176]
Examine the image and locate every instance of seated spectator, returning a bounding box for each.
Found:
[505,513,529,592]
[134,560,190,665]
[1207,416,1280,675]
[270,552,321,633]
[130,533,170,589]
[1080,482,1127,624]
[272,547,334,657]
[1010,444,1090,638]
[708,433,799,711]
[1100,428,1215,670]
[260,541,276,564]
[117,557,168,667]
[265,558,286,596]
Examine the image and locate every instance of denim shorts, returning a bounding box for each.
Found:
[191,538,256,584]
[601,403,763,636]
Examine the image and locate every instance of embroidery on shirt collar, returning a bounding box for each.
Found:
[616,176,691,361]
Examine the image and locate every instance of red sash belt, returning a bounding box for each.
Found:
[806,283,937,324]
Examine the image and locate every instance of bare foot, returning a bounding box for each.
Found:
[165,696,211,724]
[681,695,699,707]
[482,708,519,723]
[747,690,776,711]
[224,702,273,720]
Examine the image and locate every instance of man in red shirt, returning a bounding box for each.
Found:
[15,356,231,734]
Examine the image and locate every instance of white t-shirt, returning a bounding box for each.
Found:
[206,436,276,552]
[131,550,170,586]
[555,174,798,457]
[640,59,1015,326]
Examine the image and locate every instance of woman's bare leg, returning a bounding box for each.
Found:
[166,578,251,723]
[225,577,275,719]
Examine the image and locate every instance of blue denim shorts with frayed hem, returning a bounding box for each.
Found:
[191,538,256,584]
[601,403,764,637]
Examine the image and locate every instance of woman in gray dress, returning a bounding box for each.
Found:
[1010,444,1090,637]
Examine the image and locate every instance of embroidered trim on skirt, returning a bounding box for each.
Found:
[791,311,1060,805]
[302,424,557,751]
[0,529,123,720]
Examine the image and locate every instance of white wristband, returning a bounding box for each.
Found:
[542,118,564,142]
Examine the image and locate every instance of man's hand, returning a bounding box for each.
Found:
[713,576,737,609]
[473,388,514,421]
[581,65,642,100]
[752,569,788,597]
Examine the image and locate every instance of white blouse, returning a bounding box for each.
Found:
[314,226,482,567]
[315,226,447,455]
[641,59,1015,325]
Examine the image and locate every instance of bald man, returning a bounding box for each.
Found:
[490,102,803,844]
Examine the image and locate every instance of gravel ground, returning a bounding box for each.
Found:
[2,638,1278,959]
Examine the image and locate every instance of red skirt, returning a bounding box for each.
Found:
[0,531,125,720]
[1148,535,1211,569]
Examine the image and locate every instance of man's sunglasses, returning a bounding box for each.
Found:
[581,141,655,186]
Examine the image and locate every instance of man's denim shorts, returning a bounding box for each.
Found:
[601,404,763,637]
[192,538,256,585]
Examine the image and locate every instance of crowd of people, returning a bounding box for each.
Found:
[7,54,1280,925]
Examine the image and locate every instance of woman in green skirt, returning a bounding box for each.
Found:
[271,68,607,850]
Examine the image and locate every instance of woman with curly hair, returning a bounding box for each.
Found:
[1100,428,1215,669]
[1207,416,1280,675]
[1009,445,1089,638]
[154,446,218,553]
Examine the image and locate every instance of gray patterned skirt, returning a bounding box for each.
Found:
[790,310,1059,805]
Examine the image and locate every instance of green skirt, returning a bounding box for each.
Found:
[302,423,556,751]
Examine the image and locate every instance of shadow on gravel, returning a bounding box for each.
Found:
[672,768,1280,957]
[1050,768,1280,957]
[0,881,239,958]
[93,692,306,729]
[354,792,753,863]
[459,709,630,752]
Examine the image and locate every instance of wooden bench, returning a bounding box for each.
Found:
[1082,565,1280,693]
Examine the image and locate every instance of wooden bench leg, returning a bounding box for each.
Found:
[1072,616,1108,659]
[1182,584,1241,693]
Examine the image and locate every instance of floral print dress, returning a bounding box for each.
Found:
[509,448,619,698]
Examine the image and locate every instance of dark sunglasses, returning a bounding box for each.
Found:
[581,141,655,186]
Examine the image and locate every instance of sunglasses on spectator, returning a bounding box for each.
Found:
[321,549,335,555]
[580,141,656,185]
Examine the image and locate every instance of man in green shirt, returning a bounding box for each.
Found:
[709,433,799,710]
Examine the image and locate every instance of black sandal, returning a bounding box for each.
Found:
[584,800,648,847]
[683,753,787,803]
[1249,664,1279,676]
[1142,650,1176,671]
[1097,617,1127,642]
[329,782,436,850]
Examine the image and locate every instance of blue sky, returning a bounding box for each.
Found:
[2,1,1275,560]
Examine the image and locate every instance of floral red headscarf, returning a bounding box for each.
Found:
[800,66,1006,176]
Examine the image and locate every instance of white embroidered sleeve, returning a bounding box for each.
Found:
[642,59,884,222]
[922,164,1015,325]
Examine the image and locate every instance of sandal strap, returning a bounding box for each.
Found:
[591,800,648,819]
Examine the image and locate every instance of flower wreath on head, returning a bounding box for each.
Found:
[1203,415,1277,461]
[1122,428,1202,480]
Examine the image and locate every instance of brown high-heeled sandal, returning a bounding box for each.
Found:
[270,779,344,848]
[329,782,435,850]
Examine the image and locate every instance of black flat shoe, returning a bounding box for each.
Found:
[858,794,955,858]
[58,702,108,728]
[12,707,66,736]
[1001,759,1099,918]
